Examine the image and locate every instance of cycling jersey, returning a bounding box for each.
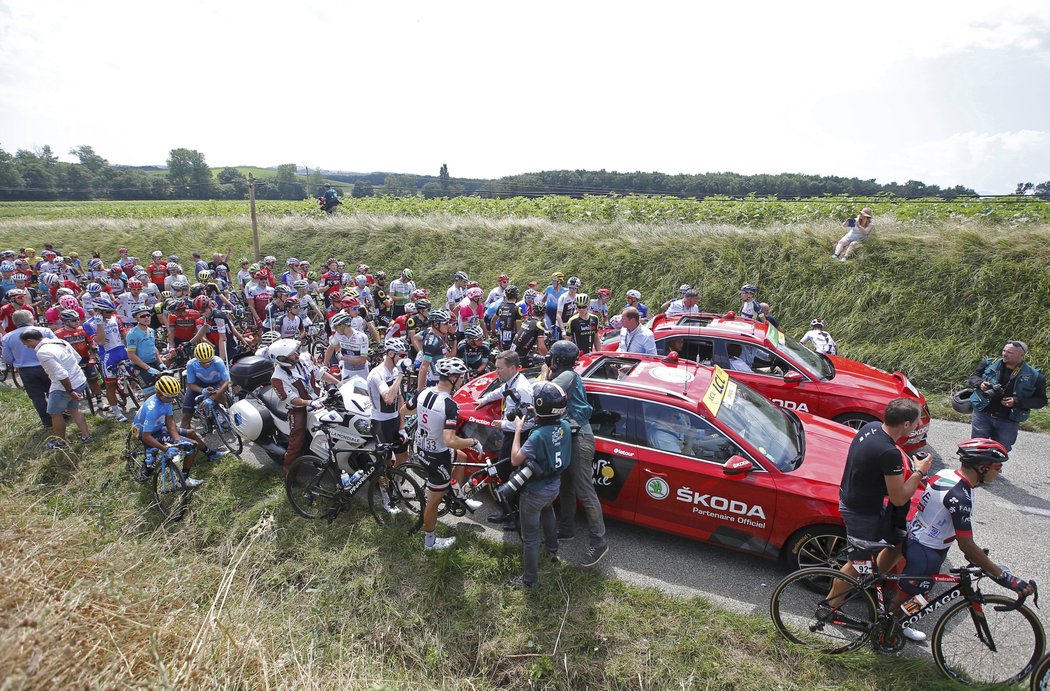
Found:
[800,329,837,355]
[133,394,173,436]
[411,386,458,455]
[44,305,86,326]
[420,328,449,385]
[169,308,201,343]
[557,292,578,325]
[388,278,415,306]
[908,470,974,548]
[625,301,649,319]
[367,361,401,422]
[589,300,610,329]
[544,285,565,311]
[386,313,410,339]
[194,311,232,347]
[320,271,343,297]
[456,339,491,371]
[55,325,92,360]
[495,301,525,349]
[332,329,369,380]
[741,299,762,321]
[457,301,485,333]
[485,285,505,308]
[263,300,287,330]
[125,324,159,365]
[275,314,304,339]
[513,317,547,357]
[236,269,253,289]
[565,312,599,353]
[405,313,429,336]
[185,357,230,388]
[107,276,126,296]
[148,262,168,287]
[446,284,466,310]
[117,291,147,325]
[280,270,303,286]
[95,315,125,351]
[246,283,273,316]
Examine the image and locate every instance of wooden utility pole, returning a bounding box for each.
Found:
[248,173,260,261]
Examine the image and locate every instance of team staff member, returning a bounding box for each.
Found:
[618,307,656,355]
[828,398,931,629]
[967,340,1046,452]
[508,381,572,588]
[19,329,92,448]
[267,338,339,475]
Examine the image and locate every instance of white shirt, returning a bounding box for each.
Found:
[35,338,88,393]
[619,325,656,355]
[333,329,370,379]
[117,291,147,324]
[666,299,700,319]
[800,329,837,355]
[485,285,505,308]
[477,371,535,433]
[389,278,415,303]
[446,284,466,310]
[271,359,321,413]
[367,361,401,421]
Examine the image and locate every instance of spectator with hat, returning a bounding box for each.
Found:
[833,208,875,261]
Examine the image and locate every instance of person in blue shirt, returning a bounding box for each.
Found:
[543,272,566,334]
[132,374,221,488]
[179,341,231,429]
[125,306,168,395]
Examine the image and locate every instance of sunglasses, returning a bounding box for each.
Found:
[136,314,151,319]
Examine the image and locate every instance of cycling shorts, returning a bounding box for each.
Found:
[100,346,129,380]
[419,449,452,491]
[373,417,409,455]
[899,540,950,596]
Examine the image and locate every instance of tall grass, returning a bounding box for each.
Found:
[0,389,948,689]
[2,213,1047,394]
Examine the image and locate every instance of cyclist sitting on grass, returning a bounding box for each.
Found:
[179,342,231,430]
[132,374,219,489]
[888,438,1034,639]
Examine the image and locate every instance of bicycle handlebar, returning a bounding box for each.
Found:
[994,579,1038,612]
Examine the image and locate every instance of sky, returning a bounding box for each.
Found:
[1,1,1048,194]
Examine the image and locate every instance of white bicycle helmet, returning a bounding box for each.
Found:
[268,338,300,369]
[259,330,282,347]
[464,325,484,340]
[626,289,642,300]
[404,302,418,315]
[434,357,469,378]
[383,338,408,354]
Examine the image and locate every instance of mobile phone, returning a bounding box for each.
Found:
[847,218,856,227]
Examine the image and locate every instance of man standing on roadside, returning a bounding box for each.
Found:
[19,328,92,448]
[618,307,656,355]
[968,340,1046,452]
[1,310,57,428]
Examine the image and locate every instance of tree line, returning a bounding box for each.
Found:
[5,142,1047,202]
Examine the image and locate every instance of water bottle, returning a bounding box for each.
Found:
[900,593,928,616]
[340,469,352,489]
[347,469,366,489]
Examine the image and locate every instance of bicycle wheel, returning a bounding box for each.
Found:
[285,454,341,520]
[1031,652,1050,691]
[310,336,329,365]
[400,462,450,517]
[212,405,243,456]
[152,461,189,519]
[769,568,876,654]
[124,430,149,484]
[191,405,214,439]
[932,593,1045,686]
[368,466,425,533]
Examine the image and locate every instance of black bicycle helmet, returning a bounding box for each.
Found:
[548,340,579,373]
[533,382,567,422]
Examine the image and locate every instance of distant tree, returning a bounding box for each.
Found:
[166,148,212,198]
[217,167,248,198]
[275,163,306,200]
[0,145,26,200]
[439,163,450,190]
[69,145,111,179]
[14,149,58,200]
[351,180,374,198]
[382,174,418,196]
[63,164,98,199]
[422,181,444,199]
[307,168,325,193]
[1015,182,1035,195]
[1035,181,1050,199]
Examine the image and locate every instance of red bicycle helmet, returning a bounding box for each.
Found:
[957,438,1008,466]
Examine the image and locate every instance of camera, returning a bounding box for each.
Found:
[496,458,542,502]
[986,382,1005,400]
[507,404,534,422]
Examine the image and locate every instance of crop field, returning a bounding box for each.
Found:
[2,193,1049,224]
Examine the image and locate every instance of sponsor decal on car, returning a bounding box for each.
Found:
[771,398,810,412]
[702,365,731,416]
[649,366,694,384]
[594,458,616,486]
[676,487,767,528]
[645,477,670,500]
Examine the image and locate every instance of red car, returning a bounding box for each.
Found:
[454,351,865,570]
[603,313,930,452]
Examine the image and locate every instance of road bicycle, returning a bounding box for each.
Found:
[124,433,199,520]
[769,536,1044,686]
[284,426,425,533]
[400,448,505,518]
[0,341,21,388]
[189,387,243,457]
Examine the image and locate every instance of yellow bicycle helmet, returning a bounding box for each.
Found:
[194,341,216,362]
[551,271,565,283]
[156,375,182,398]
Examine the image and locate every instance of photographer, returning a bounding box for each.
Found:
[477,350,535,531]
[968,340,1046,452]
[507,381,572,588]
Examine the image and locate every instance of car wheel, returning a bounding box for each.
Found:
[785,524,847,572]
[833,412,878,431]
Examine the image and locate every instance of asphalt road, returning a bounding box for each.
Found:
[230,414,1050,640]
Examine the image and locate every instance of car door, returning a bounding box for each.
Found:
[585,391,642,523]
[712,339,824,417]
[633,400,779,556]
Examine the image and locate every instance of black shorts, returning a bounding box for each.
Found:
[839,502,906,545]
[374,417,408,454]
[420,450,452,491]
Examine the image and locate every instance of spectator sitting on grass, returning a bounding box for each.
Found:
[833,208,874,261]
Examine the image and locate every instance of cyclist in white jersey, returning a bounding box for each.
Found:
[90,296,131,421]
[800,319,838,355]
[324,313,369,381]
[367,339,411,472]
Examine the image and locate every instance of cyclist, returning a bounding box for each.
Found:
[416,308,455,392]
[456,325,491,376]
[800,319,838,355]
[54,309,104,405]
[254,330,283,359]
[192,296,249,362]
[739,283,765,322]
[485,274,510,308]
[389,268,415,318]
[235,259,253,290]
[491,285,524,352]
[367,338,411,470]
[543,272,566,336]
[665,288,700,319]
[179,341,231,429]
[258,256,277,288]
[386,301,415,341]
[280,258,303,287]
[512,295,549,360]
[106,264,127,297]
[263,285,292,331]
[0,288,34,334]
[163,263,185,292]
[555,276,582,339]
[89,296,131,422]
[889,438,1034,641]
[408,356,484,551]
[624,289,648,321]
[292,279,325,325]
[370,271,392,324]
[589,288,612,330]
[319,259,344,308]
[132,374,218,488]
[125,306,167,395]
[508,380,572,587]
[446,271,469,312]
[564,294,599,353]
[166,297,201,357]
[324,312,370,381]
[45,294,86,327]
[406,298,432,353]
[117,278,149,328]
[457,287,488,339]
[273,296,307,341]
[147,251,167,289]
[245,271,273,328]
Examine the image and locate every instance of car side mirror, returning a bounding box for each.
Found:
[783,370,804,384]
[723,455,754,475]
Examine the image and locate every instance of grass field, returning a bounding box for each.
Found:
[0,388,951,690]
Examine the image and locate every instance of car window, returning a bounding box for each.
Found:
[583,357,640,381]
[656,337,713,365]
[744,346,794,377]
[767,327,834,380]
[587,393,635,442]
[640,400,744,463]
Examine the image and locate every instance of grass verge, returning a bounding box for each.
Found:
[0,388,949,689]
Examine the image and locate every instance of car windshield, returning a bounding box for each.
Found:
[771,329,835,380]
[710,375,802,471]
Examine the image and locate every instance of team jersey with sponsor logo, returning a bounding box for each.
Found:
[908,469,975,548]
[410,386,458,454]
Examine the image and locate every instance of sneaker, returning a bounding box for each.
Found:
[508,574,535,589]
[503,519,520,532]
[831,253,839,259]
[206,449,228,462]
[183,476,204,489]
[384,501,403,515]
[901,626,927,642]
[98,399,110,412]
[580,543,609,567]
[557,530,575,542]
[463,497,483,512]
[79,434,93,444]
[44,438,69,450]
[839,256,847,262]
[550,553,560,564]
[487,510,509,524]
[424,536,456,551]
[110,408,128,422]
